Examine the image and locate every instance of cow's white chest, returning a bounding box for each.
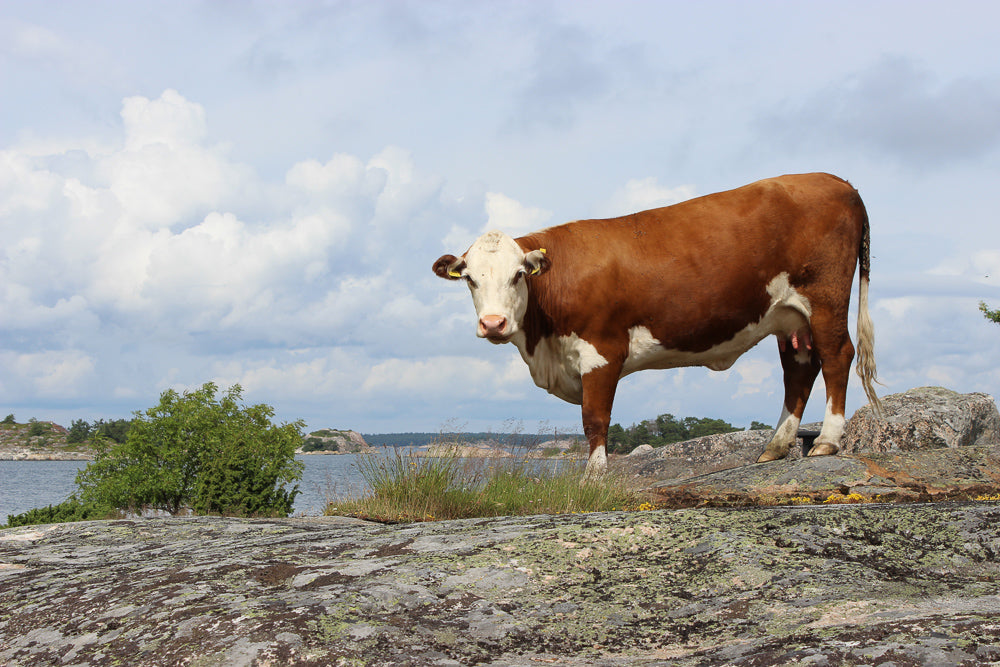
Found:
[512,333,607,405]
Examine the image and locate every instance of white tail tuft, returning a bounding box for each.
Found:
[855,275,883,416]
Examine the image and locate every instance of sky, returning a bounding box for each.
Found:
[1,0,999,437]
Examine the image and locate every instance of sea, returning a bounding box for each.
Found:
[0,454,374,524]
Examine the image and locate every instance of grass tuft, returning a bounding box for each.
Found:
[325,446,648,523]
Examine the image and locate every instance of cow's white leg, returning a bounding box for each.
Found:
[758,406,800,462]
[808,398,845,456]
[584,444,608,479]
[760,332,821,463]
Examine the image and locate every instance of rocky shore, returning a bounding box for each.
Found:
[3,504,1000,666]
[0,421,93,461]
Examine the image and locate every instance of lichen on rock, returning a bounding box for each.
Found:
[3,505,1000,666]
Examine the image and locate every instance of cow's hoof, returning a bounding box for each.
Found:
[756,450,784,463]
[807,442,839,456]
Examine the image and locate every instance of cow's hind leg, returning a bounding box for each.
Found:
[808,330,854,457]
[809,315,854,456]
[758,332,821,463]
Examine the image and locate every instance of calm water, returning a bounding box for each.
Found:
[0,454,371,524]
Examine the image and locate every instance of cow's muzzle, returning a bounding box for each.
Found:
[478,315,510,343]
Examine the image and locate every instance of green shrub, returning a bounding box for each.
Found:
[2,414,15,425]
[3,498,114,528]
[67,419,92,443]
[27,418,46,437]
[302,436,339,453]
[91,418,132,444]
[75,383,304,517]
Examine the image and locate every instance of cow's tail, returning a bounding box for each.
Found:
[855,204,883,416]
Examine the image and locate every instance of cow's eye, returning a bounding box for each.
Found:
[511,272,524,286]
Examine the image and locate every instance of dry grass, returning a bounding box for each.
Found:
[325,446,649,523]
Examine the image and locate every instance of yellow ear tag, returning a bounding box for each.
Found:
[448,270,462,278]
[530,249,546,275]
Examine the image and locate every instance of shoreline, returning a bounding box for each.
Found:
[0,452,93,462]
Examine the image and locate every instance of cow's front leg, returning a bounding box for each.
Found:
[579,362,622,478]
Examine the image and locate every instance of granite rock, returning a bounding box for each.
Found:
[843,386,1000,453]
[3,507,1000,666]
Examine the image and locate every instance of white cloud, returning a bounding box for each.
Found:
[285,153,383,197]
[121,89,207,150]
[483,192,552,235]
[1,350,95,397]
[0,87,513,427]
[101,90,249,229]
[731,358,777,399]
[598,178,696,217]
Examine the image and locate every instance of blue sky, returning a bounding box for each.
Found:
[1,0,999,435]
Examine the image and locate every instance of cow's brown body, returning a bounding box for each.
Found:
[434,173,880,475]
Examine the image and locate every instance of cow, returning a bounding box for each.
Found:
[433,173,881,477]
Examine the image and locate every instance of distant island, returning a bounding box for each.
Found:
[298,429,376,455]
[0,417,585,461]
[0,418,92,461]
[362,432,585,448]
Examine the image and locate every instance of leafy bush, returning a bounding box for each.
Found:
[981,301,1000,325]
[92,418,132,444]
[3,498,114,528]
[302,436,339,452]
[75,383,304,517]
[2,414,15,425]
[27,418,46,437]
[67,419,92,443]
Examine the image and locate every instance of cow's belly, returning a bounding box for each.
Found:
[624,274,811,376]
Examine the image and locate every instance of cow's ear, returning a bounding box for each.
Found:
[524,248,550,277]
[433,254,466,280]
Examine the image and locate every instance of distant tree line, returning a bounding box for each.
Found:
[607,414,771,454]
[1,414,126,440]
[66,418,133,444]
[363,432,586,448]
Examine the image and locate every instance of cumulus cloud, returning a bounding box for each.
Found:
[0,350,96,397]
[436,192,553,253]
[483,192,552,235]
[0,89,484,419]
[731,358,777,399]
[597,177,696,217]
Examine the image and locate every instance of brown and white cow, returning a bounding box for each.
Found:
[433,173,881,477]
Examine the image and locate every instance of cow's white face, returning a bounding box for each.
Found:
[433,230,549,343]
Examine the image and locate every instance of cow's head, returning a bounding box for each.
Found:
[433,230,550,343]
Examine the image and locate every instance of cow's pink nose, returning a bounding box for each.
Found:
[479,315,508,338]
